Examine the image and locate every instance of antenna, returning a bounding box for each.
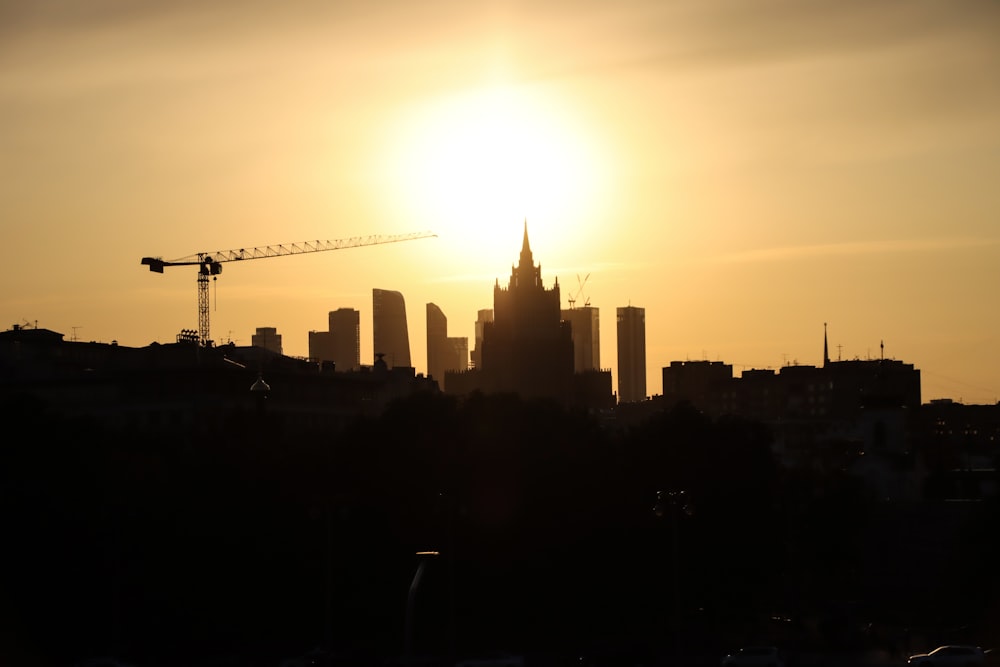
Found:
[71,326,82,342]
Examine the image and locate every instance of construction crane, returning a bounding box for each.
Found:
[141,231,436,346]
[567,273,591,309]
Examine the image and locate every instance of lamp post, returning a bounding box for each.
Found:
[653,490,691,665]
[404,550,439,666]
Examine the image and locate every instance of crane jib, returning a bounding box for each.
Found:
[139,231,436,346]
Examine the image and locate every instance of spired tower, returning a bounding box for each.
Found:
[479,222,575,402]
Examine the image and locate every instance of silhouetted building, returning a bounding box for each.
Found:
[662,360,733,412]
[0,324,437,438]
[309,308,361,371]
[447,224,612,410]
[917,398,1000,500]
[561,305,600,372]
[616,305,646,403]
[372,288,411,369]
[696,358,921,423]
[251,327,282,355]
[426,303,468,391]
[659,330,924,474]
[470,309,493,370]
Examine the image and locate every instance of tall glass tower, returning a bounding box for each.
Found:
[373,288,411,369]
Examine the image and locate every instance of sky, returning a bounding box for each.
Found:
[2,0,999,403]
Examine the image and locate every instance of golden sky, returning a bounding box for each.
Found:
[2,0,999,403]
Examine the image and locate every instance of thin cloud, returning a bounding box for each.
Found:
[709,237,1000,264]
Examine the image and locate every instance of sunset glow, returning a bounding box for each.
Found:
[381,84,613,268]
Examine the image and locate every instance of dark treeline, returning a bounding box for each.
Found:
[2,391,998,666]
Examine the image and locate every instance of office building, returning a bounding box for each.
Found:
[373,288,411,369]
[616,306,646,403]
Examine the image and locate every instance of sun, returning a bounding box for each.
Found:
[378,84,612,272]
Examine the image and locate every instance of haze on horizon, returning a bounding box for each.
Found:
[2,0,999,403]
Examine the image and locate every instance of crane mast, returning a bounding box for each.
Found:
[141,231,436,346]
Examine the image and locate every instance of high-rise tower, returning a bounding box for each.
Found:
[373,288,411,369]
[616,305,646,403]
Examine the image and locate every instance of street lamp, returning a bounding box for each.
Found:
[404,550,439,666]
[653,491,692,664]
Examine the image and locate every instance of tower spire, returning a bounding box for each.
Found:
[519,219,533,269]
[824,322,829,367]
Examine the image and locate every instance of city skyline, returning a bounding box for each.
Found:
[2,1,999,403]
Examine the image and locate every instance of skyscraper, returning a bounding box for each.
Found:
[426,303,468,391]
[308,308,360,371]
[616,305,646,403]
[373,288,411,369]
[561,305,600,372]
